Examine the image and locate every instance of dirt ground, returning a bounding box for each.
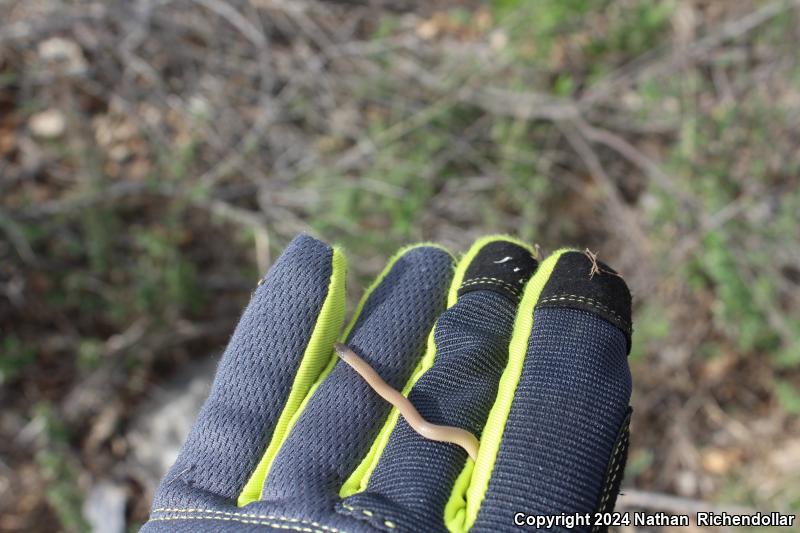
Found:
[1,0,799,531]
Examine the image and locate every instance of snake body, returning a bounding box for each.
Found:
[334,342,479,461]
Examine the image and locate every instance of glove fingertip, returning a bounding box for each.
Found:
[535,249,633,353]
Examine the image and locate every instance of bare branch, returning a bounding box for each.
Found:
[581,0,800,106]
[617,488,758,515]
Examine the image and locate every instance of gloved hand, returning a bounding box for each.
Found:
[142,234,632,533]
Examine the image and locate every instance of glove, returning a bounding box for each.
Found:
[142,233,632,533]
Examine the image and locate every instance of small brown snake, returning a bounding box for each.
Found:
[334,342,479,461]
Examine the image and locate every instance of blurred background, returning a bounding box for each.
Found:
[1,0,799,531]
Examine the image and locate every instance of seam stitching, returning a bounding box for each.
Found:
[537,294,630,330]
[339,503,396,530]
[148,515,334,533]
[537,294,620,318]
[461,275,522,289]
[460,277,521,295]
[151,508,342,532]
[592,420,629,532]
[460,281,520,296]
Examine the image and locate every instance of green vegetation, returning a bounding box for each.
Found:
[0,335,36,384]
[33,404,88,533]
[2,0,799,529]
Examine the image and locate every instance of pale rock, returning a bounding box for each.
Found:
[83,481,127,533]
[29,109,66,139]
[37,37,87,73]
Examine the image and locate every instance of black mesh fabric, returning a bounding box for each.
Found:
[143,239,633,533]
[340,291,518,532]
[261,246,454,503]
[472,307,632,533]
[536,251,632,352]
[152,234,334,506]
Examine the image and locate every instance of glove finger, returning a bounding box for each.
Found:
[464,249,633,533]
[260,244,455,502]
[339,237,539,533]
[153,234,347,508]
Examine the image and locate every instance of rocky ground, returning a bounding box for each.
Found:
[1,1,799,530]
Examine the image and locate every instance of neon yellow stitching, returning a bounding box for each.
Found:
[460,276,523,289]
[149,515,338,533]
[151,508,341,532]
[459,277,522,295]
[338,503,398,530]
[590,429,628,533]
[537,294,627,324]
[597,424,628,511]
[461,276,523,285]
[537,294,618,317]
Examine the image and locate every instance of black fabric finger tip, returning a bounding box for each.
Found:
[536,250,633,352]
[457,240,539,304]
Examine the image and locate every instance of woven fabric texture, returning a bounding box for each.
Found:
[472,307,632,533]
[152,234,333,506]
[142,517,327,533]
[261,246,454,503]
[142,238,633,533]
[341,290,517,532]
